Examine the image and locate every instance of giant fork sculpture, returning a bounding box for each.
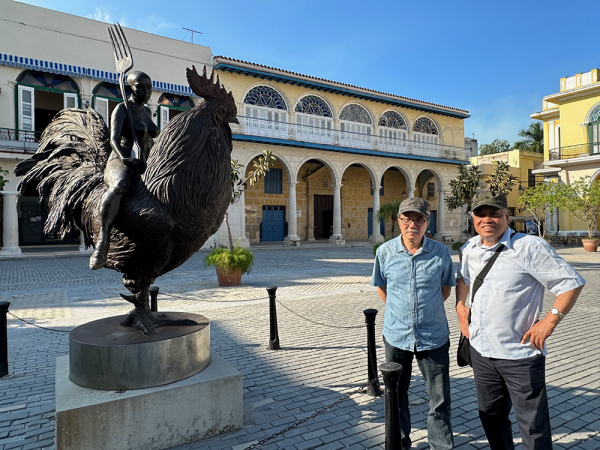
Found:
[108,23,142,159]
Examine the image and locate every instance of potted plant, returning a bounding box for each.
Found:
[554,177,600,252]
[204,246,254,286]
[204,150,276,285]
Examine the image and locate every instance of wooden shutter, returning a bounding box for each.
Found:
[63,93,78,109]
[94,97,109,125]
[160,107,170,130]
[18,85,35,134]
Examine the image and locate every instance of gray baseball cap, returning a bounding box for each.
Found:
[472,191,508,211]
[398,197,430,219]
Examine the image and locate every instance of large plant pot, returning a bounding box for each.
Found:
[582,239,599,252]
[215,267,243,286]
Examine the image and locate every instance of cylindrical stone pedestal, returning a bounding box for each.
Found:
[69,312,210,390]
[0,191,21,255]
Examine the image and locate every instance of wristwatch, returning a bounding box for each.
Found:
[550,308,565,319]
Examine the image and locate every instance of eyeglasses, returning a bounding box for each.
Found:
[472,210,505,219]
[399,217,428,226]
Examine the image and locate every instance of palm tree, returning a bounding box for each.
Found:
[514,122,543,153]
[377,199,402,238]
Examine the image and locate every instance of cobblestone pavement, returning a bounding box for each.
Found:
[0,246,598,450]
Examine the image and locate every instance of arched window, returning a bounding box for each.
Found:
[243,86,287,124]
[589,107,600,155]
[295,95,333,143]
[339,104,372,147]
[378,111,407,141]
[16,70,79,140]
[157,94,195,130]
[413,117,439,144]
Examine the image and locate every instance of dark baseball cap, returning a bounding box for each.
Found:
[398,197,430,219]
[472,191,508,211]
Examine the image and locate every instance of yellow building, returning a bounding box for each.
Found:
[531,68,600,234]
[471,150,544,232]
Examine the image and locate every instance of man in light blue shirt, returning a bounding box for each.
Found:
[372,197,456,450]
[456,192,585,450]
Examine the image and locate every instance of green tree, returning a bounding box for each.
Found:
[554,177,600,239]
[514,122,543,153]
[517,183,558,238]
[377,199,402,238]
[479,139,510,156]
[225,150,276,251]
[445,165,480,211]
[485,161,518,195]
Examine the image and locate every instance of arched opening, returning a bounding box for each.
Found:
[338,163,378,240]
[296,158,338,240]
[588,107,600,155]
[295,95,334,144]
[16,70,79,141]
[243,154,294,243]
[157,94,195,130]
[243,85,288,139]
[92,82,124,127]
[414,169,442,237]
[339,103,373,148]
[378,167,410,239]
[413,116,439,144]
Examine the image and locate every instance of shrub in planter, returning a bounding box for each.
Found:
[373,240,387,256]
[451,241,464,251]
[204,246,254,285]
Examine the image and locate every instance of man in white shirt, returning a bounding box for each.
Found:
[456,192,585,450]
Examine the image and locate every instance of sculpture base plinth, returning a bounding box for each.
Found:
[69,312,210,390]
[55,352,243,450]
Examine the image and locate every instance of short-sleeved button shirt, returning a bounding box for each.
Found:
[458,228,586,359]
[371,235,456,352]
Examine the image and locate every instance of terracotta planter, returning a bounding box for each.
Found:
[582,239,599,252]
[215,267,243,286]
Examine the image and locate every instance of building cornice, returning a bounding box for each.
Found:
[215,56,470,119]
[530,108,559,121]
[542,83,600,104]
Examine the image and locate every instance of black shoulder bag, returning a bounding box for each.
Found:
[457,243,506,367]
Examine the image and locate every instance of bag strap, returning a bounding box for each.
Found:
[467,230,514,323]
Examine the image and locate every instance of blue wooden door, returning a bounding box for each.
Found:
[367,208,385,238]
[262,205,285,241]
[427,210,437,237]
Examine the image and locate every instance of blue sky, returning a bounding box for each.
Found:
[20,0,600,147]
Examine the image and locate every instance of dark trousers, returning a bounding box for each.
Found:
[471,347,552,450]
[383,337,453,450]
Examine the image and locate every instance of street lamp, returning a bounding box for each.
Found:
[402,190,406,198]
[518,183,524,193]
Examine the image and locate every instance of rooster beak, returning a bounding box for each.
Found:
[228,116,239,125]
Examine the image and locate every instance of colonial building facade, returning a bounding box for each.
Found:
[531,68,600,234]
[0,1,469,254]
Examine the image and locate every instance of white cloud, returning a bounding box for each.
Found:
[87,7,112,23]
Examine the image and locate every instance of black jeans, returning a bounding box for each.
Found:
[383,337,453,450]
[471,347,552,450]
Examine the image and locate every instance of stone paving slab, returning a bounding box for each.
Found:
[0,246,598,449]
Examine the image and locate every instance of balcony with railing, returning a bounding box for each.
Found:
[0,127,40,154]
[549,143,599,161]
[231,116,470,162]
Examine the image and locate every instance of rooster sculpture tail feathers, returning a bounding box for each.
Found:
[15,109,111,239]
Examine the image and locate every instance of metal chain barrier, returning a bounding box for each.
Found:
[162,293,269,304]
[275,298,367,329]
[242,382,372,450]
[7,311,71,333]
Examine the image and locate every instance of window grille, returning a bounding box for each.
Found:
[295,96,332,117]
[427,181,436,198]
[340,104,372,124]
[264,168,283,194]
[244,86,287,110]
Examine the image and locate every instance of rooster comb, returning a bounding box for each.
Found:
[186,65,236,113]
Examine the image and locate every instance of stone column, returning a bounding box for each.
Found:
[284,181,300,246]
[437,189,446,239]
[0,191,21,255]
[408,188,415,198]
[369,185,384,243]
[330,184,344,244]
[237,188,250,248]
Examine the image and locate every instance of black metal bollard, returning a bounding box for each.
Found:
[380,362,403,450]
[0,301,10,378]
[149,286,159,312]
[363,309,382,397]
[266,286,280,350]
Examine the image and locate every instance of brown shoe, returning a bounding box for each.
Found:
[89,248,107,270]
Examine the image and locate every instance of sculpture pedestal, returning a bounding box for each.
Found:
[55,351,243,450]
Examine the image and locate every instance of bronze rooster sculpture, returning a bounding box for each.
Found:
[15,66,238,335]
